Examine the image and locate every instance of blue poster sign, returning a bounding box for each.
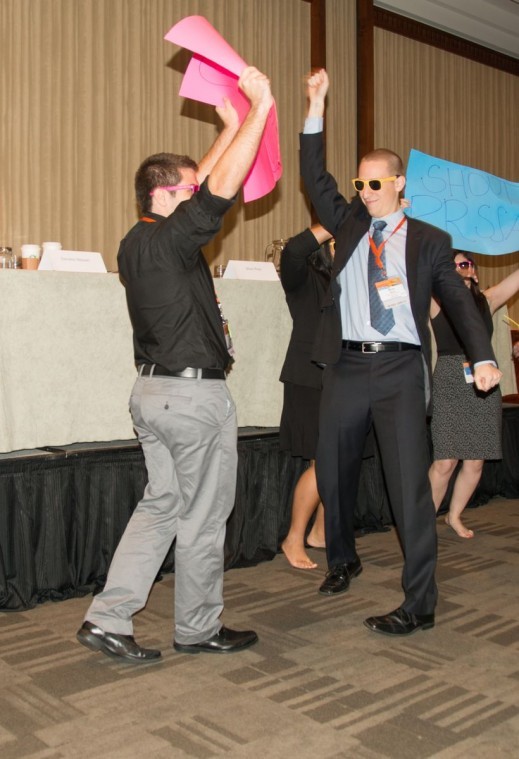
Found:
[404,149,519,255]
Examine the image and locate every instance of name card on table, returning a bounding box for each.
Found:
[223,260,278,281]
[38,250,107,273]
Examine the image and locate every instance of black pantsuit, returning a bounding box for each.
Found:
[317,348,437,614]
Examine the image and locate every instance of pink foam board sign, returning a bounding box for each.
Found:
[165,16,282,202]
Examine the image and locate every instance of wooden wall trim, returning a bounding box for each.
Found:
[374,7,519,77]
[303,0,326,221]
[307,0,326,69]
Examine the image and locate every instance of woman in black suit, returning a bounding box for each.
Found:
[279,224,333,569]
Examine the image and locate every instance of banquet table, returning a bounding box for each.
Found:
[0,270,515,453]
[0,271,292,452]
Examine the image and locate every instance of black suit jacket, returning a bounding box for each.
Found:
[279,228,329,389]
[299,131,496,404]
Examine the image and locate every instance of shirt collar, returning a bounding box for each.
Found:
[141,210,166,222]
[371,209,405,231]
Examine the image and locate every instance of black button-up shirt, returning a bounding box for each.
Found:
[118,180,235,372]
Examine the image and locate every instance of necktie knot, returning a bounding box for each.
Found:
[372,220,387,243]
[371,221,387,248]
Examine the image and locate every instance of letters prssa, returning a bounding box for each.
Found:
[409,163,519,246]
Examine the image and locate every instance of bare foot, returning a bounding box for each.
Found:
[281,539,318,569]
[445,514,474,539]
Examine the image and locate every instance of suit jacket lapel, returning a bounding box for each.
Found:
[333,200,370,276]
[405,218,422,304]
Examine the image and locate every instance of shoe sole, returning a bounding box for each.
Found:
[173,636,258,655]
[363,620,435,636]
[318,565,363,596]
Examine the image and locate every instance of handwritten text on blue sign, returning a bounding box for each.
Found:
[404,149,519,255]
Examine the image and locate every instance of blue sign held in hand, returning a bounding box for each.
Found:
[404,149,519,255]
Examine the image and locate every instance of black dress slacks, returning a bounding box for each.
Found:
[316,345,437,615]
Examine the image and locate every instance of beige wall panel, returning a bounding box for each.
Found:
[374,29,519,321]
[325,0,357,192]
[0,0,312,272]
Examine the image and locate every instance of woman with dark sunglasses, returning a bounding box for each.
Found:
[429,253,519,537]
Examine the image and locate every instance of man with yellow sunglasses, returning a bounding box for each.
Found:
[299,68,501,637]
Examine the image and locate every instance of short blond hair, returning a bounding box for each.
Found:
[360,149,404,176]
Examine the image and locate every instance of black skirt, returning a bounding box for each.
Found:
[279,382,321,460]
[431,354,502,460]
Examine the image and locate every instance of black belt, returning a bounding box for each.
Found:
[138,364,225,380]
[342,340,420,353]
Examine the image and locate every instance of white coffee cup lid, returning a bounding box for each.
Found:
[21,244,41,257]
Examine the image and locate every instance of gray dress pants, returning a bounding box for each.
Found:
[85,374,238,644]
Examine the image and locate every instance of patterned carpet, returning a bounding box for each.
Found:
[1,497,518,758]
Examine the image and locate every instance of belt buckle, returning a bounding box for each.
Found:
[362,341,379,353]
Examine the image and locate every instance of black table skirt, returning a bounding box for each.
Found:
[0,431,391,611]
[1,405,518,612]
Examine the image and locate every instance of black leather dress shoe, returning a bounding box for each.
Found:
[174,626,258,654]
[363,607,435,636]
[318,557,362,596]
[77,621,161,662]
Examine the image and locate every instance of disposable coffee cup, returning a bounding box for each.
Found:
[21,244,41,270]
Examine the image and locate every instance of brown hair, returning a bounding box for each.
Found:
[135,152,198,213]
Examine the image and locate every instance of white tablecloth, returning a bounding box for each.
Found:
[0,272,291,452]
[0,271,515,453]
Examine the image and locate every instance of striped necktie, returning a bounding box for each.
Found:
[368,221,395,335]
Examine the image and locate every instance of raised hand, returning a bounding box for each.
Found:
[215,97,240,131]
[305,68,329,118]
[238,66,273,112]
[306,68,329,102]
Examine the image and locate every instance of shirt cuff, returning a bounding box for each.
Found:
[198,178,236,215]
[303,117,323,134]
[473,360,497,369]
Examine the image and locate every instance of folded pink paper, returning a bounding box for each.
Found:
[165,15,246,75]
[165,16,282,202]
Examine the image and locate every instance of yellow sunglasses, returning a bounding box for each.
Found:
[351,175,400,192]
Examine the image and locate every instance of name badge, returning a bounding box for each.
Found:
[375,277,408,308]
[463,361,474,384]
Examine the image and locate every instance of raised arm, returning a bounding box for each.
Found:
[280,224,332,293]
[196,98,240,185]
[309,222,333,245]
[299,69,349,235]
[483,268,519,315]
[305,68,329,119]
[207,66,273,199]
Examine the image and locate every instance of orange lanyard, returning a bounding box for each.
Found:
[369,216,407,272]
[140,216,157,223]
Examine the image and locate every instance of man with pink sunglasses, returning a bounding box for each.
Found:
[77,66,273,662]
